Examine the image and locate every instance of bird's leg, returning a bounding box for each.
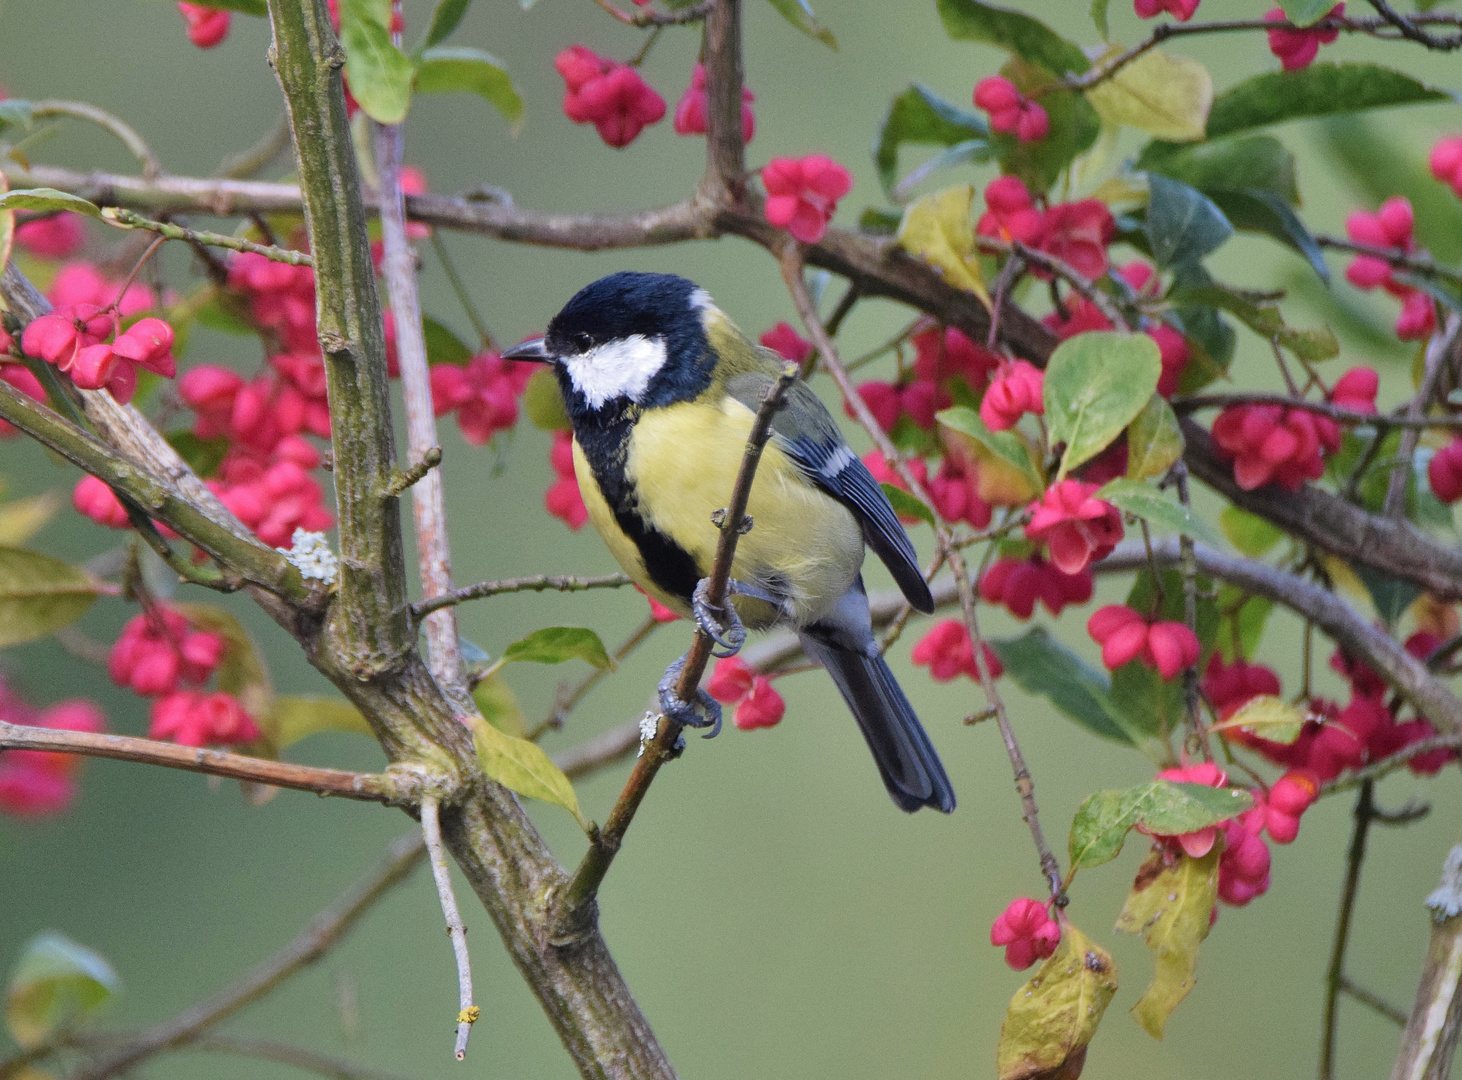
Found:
[692,577,784,658]
[658,653,723,738]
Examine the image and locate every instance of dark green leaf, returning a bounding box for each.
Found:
[1206,63,1450,141]
[423,315,472,366]
[177,0,266,13]
[938,0,1090,76]
[874,84,990,197]
[0,548,99,647]
[1355,564,1421,629]
[996,61,1101,195]
[936,405,1045,498]
[764,0,838,48]
[472,672,525,737]
[340,0,415,124]
[1137,135,1298,205]
[0,189,101,218]
[1044,332,1162,477]
[1126,394,1185,481]
[501,626,614,670]
[859,206,903,234]
[1109,659,1186,742]
[421,0,472,50]
[1145,175,1232,269]
[881,483,936,526]
[5,933,120,1049]
[1069,780,1253,869]
[1280,0,1340,24]
[1099,478,1221,544]
[1209,189,1329,284]
[989,627,1130,745]
[415,46,523,124]
[165,431,230,479]
[1169,283,1339,363]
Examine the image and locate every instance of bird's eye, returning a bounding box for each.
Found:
[571,332,593,353]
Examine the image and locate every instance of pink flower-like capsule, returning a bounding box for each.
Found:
[1264,769,1320,843]
[555,47,666,149]
[1330,366,1378,413]
[928,454,992,528]
[1210,404,1336,492]
[911,324,1001,390]
[544,430,587,530]
[49,262,155,318]
[1086,605,1201,680]
[73,475,131,529]
[976,175,1044,246]
[149,690,259,747]
[1431,136,1462,199]
[1134,0,1200,20]
[910,620,1004,682]
[1039,199,1117,282]
[990,898,1061,971]
[20,305,111,371]
[760,322,813,364]
[1147,762,1230,858]
[112,317,176,378]
[762,155,853,245]
[1024,480,1124,575]
[1345,196,1416,293]
[973,76,1048,143]
[1396,290,1437,341]
[1149,323,1191,398]
[1428,438,1462,502]
[979,360,1044,431]
[14,213,85,260]
[673,63,755,142]
[1203,654,1282,720]
[0,363,44,439]
[178,2,231,47]
[979,555,1093,620]
[1265,4,1343,71]
[705,657,786,730]
[1218,807,1271,906]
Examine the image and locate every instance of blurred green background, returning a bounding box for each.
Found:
[2,0,1462,1077]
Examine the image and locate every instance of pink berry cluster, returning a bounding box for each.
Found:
[990,897,1061,970]
[706,657,787,730]
[674,63,755,142]
[1024,480,1124,576]
[910,619,1004,683]
[21,309,176,403]
[854,323,1000,436]
[864,450,991,529]
[109,607,260,748]
[13,211,86,260]
[977,177,1117,282]
[1135,0,1200,20]
[978,555,1093,620]
[762,155,855,246]
[1344,197,1437,342]
[545,430,589,530]
[973,77,1048,144]
[1265,4,1344,70]
[177,2,231,49]
[0,680,105,818]
[980,360,1043,431]
[1086,605,1201,680]
[431,351,535,446]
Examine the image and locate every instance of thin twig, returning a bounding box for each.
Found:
[1338,977,1409,1027]
[1173,392,1462,431]
[70,832,426,1080]
[553,358,799,936]
[540,615,663,736]
[429,231,494,350]
[214,113,294,179]
[411,573,631,620]
[190,1035,416,1080]
[1320,734,1462,797]
[1320,781,1377,1080]
[30,99,162,178]
[1367,0,1457,50]
[982,237,1132,332]
[420,799,477,1060]
[1384,315,1459,518]
[1316,235,1462,288]
[100,207,312,264]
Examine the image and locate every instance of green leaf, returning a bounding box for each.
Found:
[423,315,472,366]
[165,431,230,479]
[1068,780,1252,869]
[936,406,1045,500]
[989,627,1131,745]
[1107,660,1186,746]
[339,0,416,125]
[1216,585,1274,662]
[1091,0,1111,38]
[420,0,471,50]
[0,100,34,135]
[874,84,990,198]
[466,714,587,828]
[1126,394,1185,481]
[0,189,101,219]
[0,548,99,648]
[1168,283,1338,363]
[501,626,614,670]
[5,933,120,1049]
[1206,63,1449,141]
[1085,49,1212,142]
[267,695,374,748]
[1209,694,1304,745]
[996,923,1117,1080]
[1280,0,1340,24]
[1115,848,1219,1040]
[174,603,273,721]
[764,0,838,48]
[896,185,986,299]
[1145,175,1232,270]
[472,672,525,737]
[1220,506,1284,557]
[1098,478,1220,545]
[1355,564,1421,630]
[0,494,59,548]
[995,61,1101,196]
[1137,134,1298,205]
[881,483,936,527]
[938,0,1090,76]
[1208,188,1330,284]
[174,0,266,13]
[415,47,523,124]
[1044,332,1162,477]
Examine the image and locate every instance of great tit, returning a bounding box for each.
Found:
[504,272,954,813]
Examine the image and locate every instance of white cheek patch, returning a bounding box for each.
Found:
[562,335,669,409]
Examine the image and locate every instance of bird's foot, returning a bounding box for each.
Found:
[692,577,748,658]
[658,654,722,739]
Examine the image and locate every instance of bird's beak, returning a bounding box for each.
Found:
[502,337,552,363]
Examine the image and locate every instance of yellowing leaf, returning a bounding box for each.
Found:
[1114,847,1219,1040]
[472,672,526,738]
[5,933,120,1049]
[0,547,100,648]
[896,185,990,303]
[466,715,588,830]
[268,695,374,749]
[1085,49,1212,142]
[1209,694,1305,745]
[938,409,1043,505]
[1125,395,1184,481]
[997,922,1118,1080]
[0,492,61,546]
[523,368,570,432]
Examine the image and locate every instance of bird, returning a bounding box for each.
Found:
[503,271,954,813]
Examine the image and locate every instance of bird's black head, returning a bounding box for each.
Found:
[524,272,717,418]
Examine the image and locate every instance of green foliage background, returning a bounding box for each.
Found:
[1,0,1460,1076]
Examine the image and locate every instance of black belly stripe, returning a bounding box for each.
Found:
[571,401,704,604]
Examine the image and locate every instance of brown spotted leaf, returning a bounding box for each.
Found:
[997,922,1118,1080]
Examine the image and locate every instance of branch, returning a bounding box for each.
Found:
[70,832,426,1080]
[1316,235,1462,288]
[700,0,745,200]
[421,798,478,1060]
[554,359,801,936]
[1388,840,1462,1080]
[1321,781,1377,1080]
[189,1036,415,1080]
[0,720,397,802]
[101,207,313,265]
[1321,733,1462,797]
[411,573,631,621]
[1338,978,1409,1027]
[1385,315,1459,517]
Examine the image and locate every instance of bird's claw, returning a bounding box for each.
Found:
[658,654,723,739]
[692,577,747,658]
